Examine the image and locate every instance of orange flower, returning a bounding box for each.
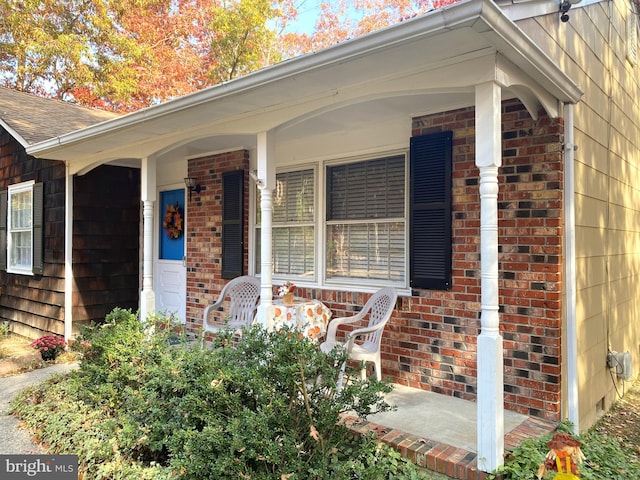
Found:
[307,326,321,339]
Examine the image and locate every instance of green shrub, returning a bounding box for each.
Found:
[13,309,428,479]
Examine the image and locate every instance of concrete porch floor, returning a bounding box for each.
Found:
[345,384,557,480]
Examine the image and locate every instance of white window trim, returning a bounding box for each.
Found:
[7,180,35,276]
[254,150,410,293]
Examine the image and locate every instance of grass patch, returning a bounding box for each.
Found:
[0,332,34,360]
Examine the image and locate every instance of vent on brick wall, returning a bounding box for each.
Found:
[607,351,633,380]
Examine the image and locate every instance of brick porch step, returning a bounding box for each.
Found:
[346,415,556,480]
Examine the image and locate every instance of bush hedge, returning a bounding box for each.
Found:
[12,308,429,479]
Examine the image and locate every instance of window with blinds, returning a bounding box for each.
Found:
[1,181,43,275]
[326,155,405,282]
[256,168,315,278]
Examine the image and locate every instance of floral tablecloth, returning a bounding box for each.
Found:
[267,299,332,340]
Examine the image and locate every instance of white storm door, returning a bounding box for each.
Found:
[155,188,187,323]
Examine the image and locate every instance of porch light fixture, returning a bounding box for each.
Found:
[184,177,201,200]
[560,0,582,22]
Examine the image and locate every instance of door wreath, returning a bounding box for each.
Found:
[163,203,183,239]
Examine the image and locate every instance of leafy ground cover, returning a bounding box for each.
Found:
[8,310,640,479]
[11,308,437,480]
[489,377,640,479]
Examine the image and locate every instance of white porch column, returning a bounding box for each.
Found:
[255,130,277,329]
[475,81,504,473]
[140,157,157,322]
[63,165,73,343]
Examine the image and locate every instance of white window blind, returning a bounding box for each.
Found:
[256,169,315,278]
[326,156,405,282]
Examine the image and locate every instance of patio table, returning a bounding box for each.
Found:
[267,298,332,340]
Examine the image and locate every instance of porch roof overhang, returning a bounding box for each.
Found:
[26,0,583,170]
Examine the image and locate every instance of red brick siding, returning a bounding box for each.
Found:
[184,99,564,421]
[184,150,250,337]
[383,99,563,420]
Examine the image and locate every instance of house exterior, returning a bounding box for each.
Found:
[9,0,639,472]
[0,87,140,339]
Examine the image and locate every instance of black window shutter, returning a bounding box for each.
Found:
[32,182,44,275]
[0,190,6,271]
[410,132,453,290]
[222,170,244,279]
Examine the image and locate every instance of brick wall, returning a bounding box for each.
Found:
[184,150,250,337]
[183,99,564,421]
[383,99,563,420]
[299,100,564,420]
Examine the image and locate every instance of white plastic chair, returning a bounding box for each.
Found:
[200,275,261,346]
[320,287,397,385]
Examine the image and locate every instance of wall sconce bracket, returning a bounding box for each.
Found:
[184,177,201,200]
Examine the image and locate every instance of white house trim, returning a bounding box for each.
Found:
[64,165,73,343]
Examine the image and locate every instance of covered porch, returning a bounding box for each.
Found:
[26,0,581,472]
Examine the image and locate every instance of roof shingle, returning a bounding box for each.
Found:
[0,87,117,146]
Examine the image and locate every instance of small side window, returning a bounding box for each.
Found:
[1,181,43,275]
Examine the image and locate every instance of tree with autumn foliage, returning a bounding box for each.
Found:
[280,0,460,57]
[0,0,297,111]
[0,0,459,112]
[0,0,140,107]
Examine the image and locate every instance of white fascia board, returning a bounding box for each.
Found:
[0,119,29,148]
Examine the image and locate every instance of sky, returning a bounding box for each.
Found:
[286,0,324,33]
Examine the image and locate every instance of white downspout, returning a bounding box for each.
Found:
[64,164,73,343]
[564,103,579,432]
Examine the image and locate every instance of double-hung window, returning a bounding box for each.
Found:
[326,155,406,284]
[1,181,43,275]
[255,131,452,290]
